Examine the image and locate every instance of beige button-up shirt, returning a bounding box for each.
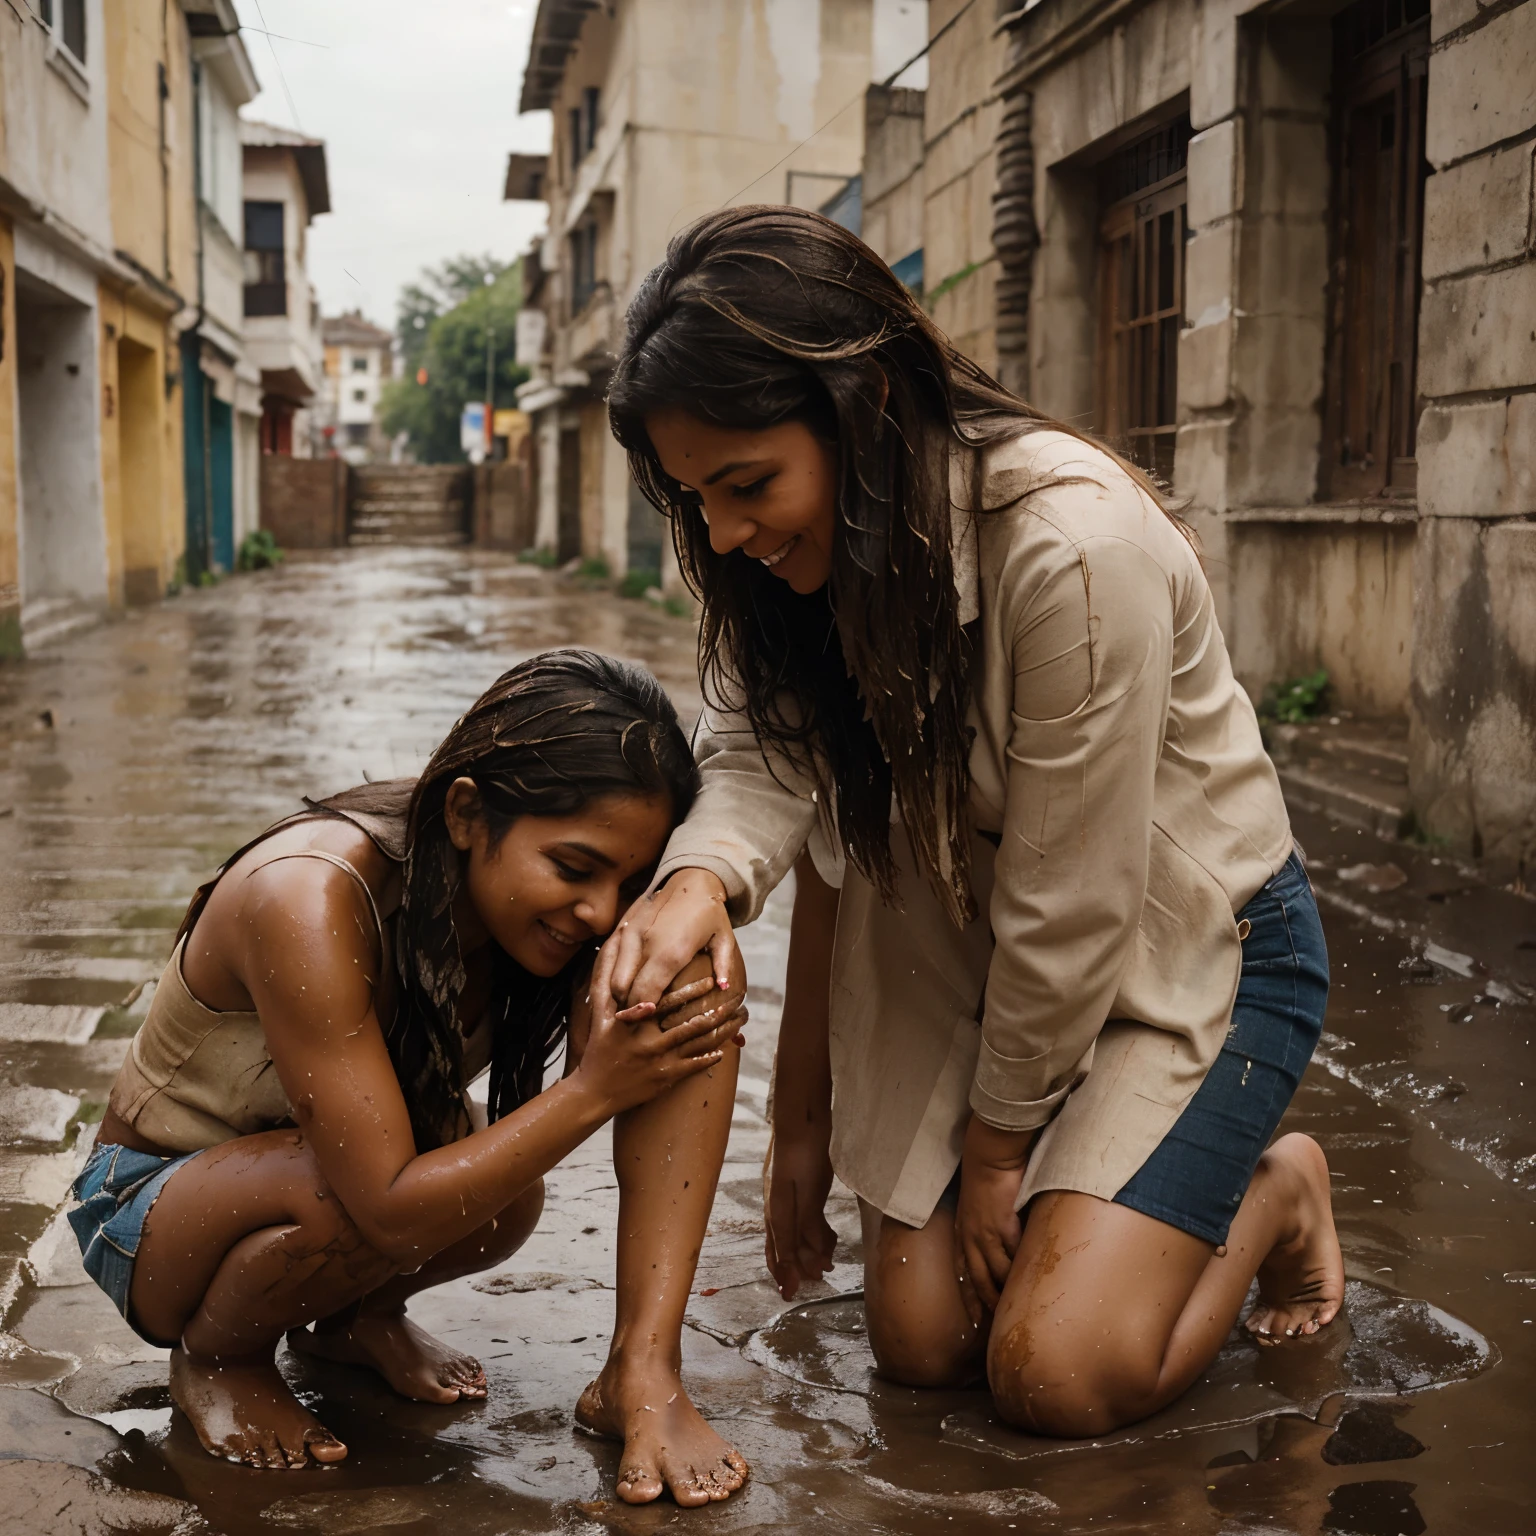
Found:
[655,430,1293,1227]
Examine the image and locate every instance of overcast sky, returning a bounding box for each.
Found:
[232,0,552,330]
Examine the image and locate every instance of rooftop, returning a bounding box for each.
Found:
[518,0,602,114]
[240,119,332,217]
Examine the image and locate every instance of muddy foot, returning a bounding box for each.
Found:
[289,1310,487,1404]
[169,1345,347,1469]
[576,1366,749,1507]
[1245,1133,1346,1346]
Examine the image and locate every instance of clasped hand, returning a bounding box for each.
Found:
[953,1116,1034,1327]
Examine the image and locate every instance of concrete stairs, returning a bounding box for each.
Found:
[348,466,469,547]
[20,597,101,653]
[1266,716,1411,840]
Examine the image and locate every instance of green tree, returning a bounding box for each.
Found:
[382,258,528,462]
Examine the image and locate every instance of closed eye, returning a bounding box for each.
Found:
[730,474,775,500]
[551,858,589,883]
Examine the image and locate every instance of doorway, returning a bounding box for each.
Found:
[14,274,106,617]
[117,335,164,605]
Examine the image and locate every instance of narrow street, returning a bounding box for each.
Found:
[1,548,1533,1535]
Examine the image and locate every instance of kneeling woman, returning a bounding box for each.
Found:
[71,651,751,1505]
[606,208,1343,1438]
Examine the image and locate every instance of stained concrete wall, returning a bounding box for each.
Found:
[1409,0,1536,870]
[923,0,1005,373]
[862,83,925,272]
[0,217,19,657]
[1227,515,1417,717]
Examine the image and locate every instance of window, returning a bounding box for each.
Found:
[352,388,368,404]
[1320,0,1431,500]
[60,0,83,61]
[34,0,86,63]
[569,87,600,170]
[351,355,368,372]
[569,216,598,314]
[243,201,286,317]
[583,87,600,156]
[1096,117,1191,485]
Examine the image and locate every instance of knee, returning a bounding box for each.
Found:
[986,1322,1154,1439]
[866,1295,981,1390]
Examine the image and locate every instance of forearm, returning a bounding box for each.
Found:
[772,852,836,1137]
[346,1075,610,1263]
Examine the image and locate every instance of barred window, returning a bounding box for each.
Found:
[1096,118,1190,486]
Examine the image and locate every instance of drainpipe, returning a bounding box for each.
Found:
[992,90,1037,400]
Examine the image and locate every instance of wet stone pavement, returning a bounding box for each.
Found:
[0,546,1533,1535]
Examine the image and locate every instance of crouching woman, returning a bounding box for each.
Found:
[68,651,751,1506]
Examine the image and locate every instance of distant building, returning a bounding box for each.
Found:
[183,1,262,578]
[240,120,330,459]
[507,0,927,581]
[317,311,395,464]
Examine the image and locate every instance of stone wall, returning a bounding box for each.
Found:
[923,0,1006,373]
[862,83,925,271]
[259,456,348,549]
[1410,0,1536,869]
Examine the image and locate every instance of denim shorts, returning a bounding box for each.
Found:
[939,849,1328,1246]
[1113,848,1329,1244]
[68,1140,201,1343]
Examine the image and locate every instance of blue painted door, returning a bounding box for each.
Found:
[209,397,235,573]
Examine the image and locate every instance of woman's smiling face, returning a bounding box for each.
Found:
[646,409,838,595]
[445,783,673,977]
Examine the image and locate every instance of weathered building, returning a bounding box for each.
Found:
[241,120,329,462]
[509,0,928,580]
[970,0,1536,869]
[317,311,395,465]
[0,0,214,650]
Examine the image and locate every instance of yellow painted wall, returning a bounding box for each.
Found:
[0,216,19,656]
[102,0,195,603]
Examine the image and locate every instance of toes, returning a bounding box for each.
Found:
[616,1466,664,1505]
[305,1429,349,1464]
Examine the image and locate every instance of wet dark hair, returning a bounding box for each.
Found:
[329,650,698,1150]
[608,205,1186,926]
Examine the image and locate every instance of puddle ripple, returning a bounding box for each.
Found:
[745,1281,1494,1463]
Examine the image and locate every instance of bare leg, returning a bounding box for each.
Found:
[862,1132,1342,1438]
[133,1131,400,1469]
[988,1132,1343,1436]
[289,1179,544,1403]
[575,953,750,1507]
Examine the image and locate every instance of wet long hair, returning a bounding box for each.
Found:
[324,651,698,1150]
[608,205,1186,927]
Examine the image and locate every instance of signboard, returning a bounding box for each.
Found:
[460,402,487,462]
[515,309,547,369]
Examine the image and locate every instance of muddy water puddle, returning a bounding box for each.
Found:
[0,551,1534,1532]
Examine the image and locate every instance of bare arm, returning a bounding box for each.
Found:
[764,850,840,1300]
[241,864,742,1266]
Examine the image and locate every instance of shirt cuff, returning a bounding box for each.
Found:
[967,1038,1089,1132]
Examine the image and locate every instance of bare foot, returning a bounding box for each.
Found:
[1245,1133,1346,1346]
[170,1345,347,1469]
[288,1309,487,1404]
[576,1363,749,1507]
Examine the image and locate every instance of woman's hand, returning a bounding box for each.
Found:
[572,944,745,1118]
[764,1124,837,1301]
[609,868,738,1012]
[953,1116,1034,1327]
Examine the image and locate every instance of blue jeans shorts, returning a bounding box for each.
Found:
[68,1140,201,1344]
[940,849,1329,1246]
[1113,848,1330,1244]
